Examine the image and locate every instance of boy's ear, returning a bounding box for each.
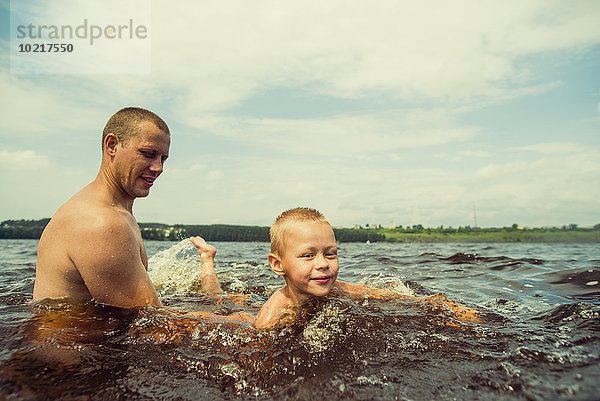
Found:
[268,253,285,277]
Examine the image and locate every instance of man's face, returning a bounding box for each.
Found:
[276,221,339,303]
[113,121,170,199]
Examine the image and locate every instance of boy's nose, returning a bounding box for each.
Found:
[315,253,329,269]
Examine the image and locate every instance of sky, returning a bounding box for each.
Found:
[1,0,599,229]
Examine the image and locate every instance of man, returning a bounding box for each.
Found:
[33,107,169,308]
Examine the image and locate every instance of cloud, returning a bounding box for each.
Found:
[459,150,491,158]
[183,110,481,157]
[0,148,90,220]
[135,142,600,228]
[2,1,599,228]
[5,0,587,118]
[5,1,599,124]
[0,149,49,169]
[513,142,586,155]
[471,148,600,220]
[150,0,600,113]
[0,67,107,138]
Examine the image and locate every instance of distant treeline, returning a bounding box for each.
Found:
[0,219,385,243]
[1,219,598,243]
[139,223,385,243]
[378,224,600,243]
[0,219,50,239]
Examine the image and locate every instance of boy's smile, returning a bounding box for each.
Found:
[270,221,339,303]
[311,276,332,284]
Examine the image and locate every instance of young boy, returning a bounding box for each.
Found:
[190,207,480,329]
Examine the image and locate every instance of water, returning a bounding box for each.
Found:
[0,239,599,400]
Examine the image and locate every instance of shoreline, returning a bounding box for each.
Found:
[1,219,598,243]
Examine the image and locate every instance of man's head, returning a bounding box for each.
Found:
[101,107,170,199]
[102,107,170,151]
[268,207,338,302]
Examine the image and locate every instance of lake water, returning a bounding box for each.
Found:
[0,239,598,400]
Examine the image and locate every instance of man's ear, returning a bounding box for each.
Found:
[268,253,285,277]
[104,133,119,156]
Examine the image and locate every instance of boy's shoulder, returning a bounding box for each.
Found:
[255,288,293,329]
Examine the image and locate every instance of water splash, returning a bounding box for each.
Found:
[361,274,414,297]
[301,301,347,353]
[148,239,201,294]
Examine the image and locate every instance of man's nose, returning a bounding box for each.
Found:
[149,158,164,174]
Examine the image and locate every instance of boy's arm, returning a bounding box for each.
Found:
[334,280,399,300]
[334,281,482,323]
[417,293,481,323]
[185,309,255,324]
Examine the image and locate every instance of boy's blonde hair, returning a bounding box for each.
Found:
[270,207,331,256]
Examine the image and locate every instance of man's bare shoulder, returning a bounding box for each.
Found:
[38,188,139,279]
[34,186,136,301]
[37,186,160,307]
[48,190,134,243]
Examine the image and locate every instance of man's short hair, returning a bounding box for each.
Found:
[270,207,331,256]
[102,107,169,150]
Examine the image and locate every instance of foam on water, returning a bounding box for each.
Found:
[301,301,347,353]
[148,239,202,294]
[148,240,415,298]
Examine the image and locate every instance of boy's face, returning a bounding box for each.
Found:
[269,221,339,303]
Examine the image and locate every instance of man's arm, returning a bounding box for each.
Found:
[69,216,162,308]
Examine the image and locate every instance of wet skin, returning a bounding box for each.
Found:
[33,121,169,308]
[270,221,339,303]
